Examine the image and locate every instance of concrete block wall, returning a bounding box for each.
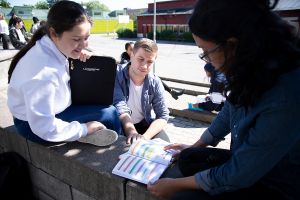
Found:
[0,126,160,200]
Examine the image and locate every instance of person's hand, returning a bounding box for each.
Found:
[147,178,179,199]
[164,143,190,159]
[126,131,145,144]
[86,121,106,135]
[79,49,93,62]
[192,103,199,108]
[205,96,211,101]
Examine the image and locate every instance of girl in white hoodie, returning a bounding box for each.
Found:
[7,1,122,144]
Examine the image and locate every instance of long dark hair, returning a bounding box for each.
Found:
[189,0,300,107]
[8,0,90,83]
[11,16,22,26]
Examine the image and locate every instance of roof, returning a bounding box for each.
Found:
[0,8,11,17]
[148,7,192,14]
[139,7,193,16]
[274,0,300,11]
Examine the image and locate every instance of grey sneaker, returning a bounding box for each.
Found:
[78,129,118,147]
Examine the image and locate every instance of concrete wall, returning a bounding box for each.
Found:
[0,126,160,200]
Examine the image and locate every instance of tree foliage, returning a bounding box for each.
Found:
[81,1,110,11]
[0,0,11,8]
[35,0,49,9]
[116,28,136,38]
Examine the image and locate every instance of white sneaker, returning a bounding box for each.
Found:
[78,129,118,147]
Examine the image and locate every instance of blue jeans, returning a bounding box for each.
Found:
[170,147,286,200]
[13,105,122,144]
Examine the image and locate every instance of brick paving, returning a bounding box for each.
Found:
[165,115,230,149]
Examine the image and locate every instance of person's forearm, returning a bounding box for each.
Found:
[191,138,209,148]
[175,176,199,190]
[148,176,200,199]
[143,119,167,139]
[119,113,137,136]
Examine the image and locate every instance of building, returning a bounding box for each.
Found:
[137,0,197,38]
[0,7,11,18]
[137,0,300,38]
[126,8,147,21]
[9,6,33,18]
[274,0,300,36]
[108,10,125,18]
[2,6,47,20]
[86,9,110,19]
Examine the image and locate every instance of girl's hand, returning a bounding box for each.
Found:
[79,49,93,62]
[164,143,190,158]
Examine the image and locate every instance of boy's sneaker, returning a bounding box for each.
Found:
[78,129,118,147]
[170,89,184,100]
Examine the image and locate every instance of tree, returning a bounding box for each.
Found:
[0,0,11,8]
[35,0,49,9]
[81,1,110,12]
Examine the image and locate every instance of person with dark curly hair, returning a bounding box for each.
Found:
[189,62,227,112]
[148,0,300,199]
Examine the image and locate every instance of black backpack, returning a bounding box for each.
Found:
[0,152,34,199]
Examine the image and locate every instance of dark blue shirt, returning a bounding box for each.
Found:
[204,63,227,94]
[196,67,300,199]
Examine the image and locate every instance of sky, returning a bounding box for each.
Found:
[7,0,169,10]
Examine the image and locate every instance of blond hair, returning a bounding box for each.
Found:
[133,38,158,54]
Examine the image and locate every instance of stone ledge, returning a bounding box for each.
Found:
[0,126,160,200]
[29,164,73,200]
[28,140,126,200]
[0,126,31,161]
[169,108,216,124]
[126,181,158,200]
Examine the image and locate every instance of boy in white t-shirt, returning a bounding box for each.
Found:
[113,38,170,144]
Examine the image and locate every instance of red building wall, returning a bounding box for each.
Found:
[137,0,197,37]
[137,14,190,36]
[277,10,300,35]
[137,14,190,29]
[137,0,300,37]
